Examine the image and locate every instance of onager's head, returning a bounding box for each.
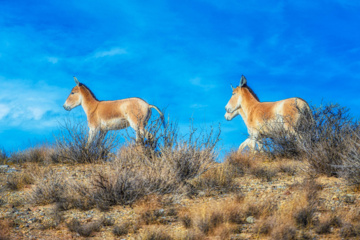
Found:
[225,75,247,115]
[63,77,82,111]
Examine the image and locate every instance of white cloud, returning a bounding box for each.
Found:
[94,47,127,58]
[189,77,216,91]
[190,103,207,109]
[0,77,66,130]
[47,57,59,64]
[0,104,10,119]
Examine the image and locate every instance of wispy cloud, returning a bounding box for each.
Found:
[0,78,66,131]
[189,77,216,91]
[93,47,127,58]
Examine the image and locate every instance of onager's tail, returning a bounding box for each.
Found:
[149,105,165,127]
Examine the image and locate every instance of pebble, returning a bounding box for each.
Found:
[246,216,255,224]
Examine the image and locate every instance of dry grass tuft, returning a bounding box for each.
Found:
[66,218,103,237]
[250,166,278,182]
[9,145,55,164]
[137,226,173,240]
[5,171,34,191]
[270,224,297,240]
[340,223,360,238]
[113,220,138,237]
[0,219,12,240]
[225,151,256,176]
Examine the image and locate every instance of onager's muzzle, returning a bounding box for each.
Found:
[63,104,72,111]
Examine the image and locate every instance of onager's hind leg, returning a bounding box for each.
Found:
[238,138,251,153]
[238,137,257,154]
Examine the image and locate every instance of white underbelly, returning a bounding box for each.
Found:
[101,118,129,131]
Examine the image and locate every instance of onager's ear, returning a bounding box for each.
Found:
[73,76,80,86]
[240,75,247,87]
[231,84,235,91]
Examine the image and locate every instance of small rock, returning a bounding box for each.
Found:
[344,194,356,204]
[246,216,255,224]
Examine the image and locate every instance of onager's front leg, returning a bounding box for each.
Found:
[86,128,97,149]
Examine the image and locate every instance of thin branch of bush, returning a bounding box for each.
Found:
[53,117,120,163]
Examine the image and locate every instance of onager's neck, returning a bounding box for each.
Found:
[80,87,99,116]
[241,88,259,117]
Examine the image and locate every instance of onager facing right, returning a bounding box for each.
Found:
[63,77,164,147]
[225,75,312,153]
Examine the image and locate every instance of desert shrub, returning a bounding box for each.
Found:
[31,169,96,210]
[340,223,360,238]
[258,102,360,178]
[300,103,359,176]
[8,145,55,164]
[137,226,173,240]
[113,220,138,236]
[0,219,11,240]
[339,131,360,187]
[0,148,8,165]
[257,102,313,159]
[66,218,103,237]
[92,163,180,208]
[270,224,297,240]
[181,215,192,228]
[53,118,119,163]
[250,167,278,182]
[5,171,34,190]
[224,151,254,176]
[293,205,316,228]
[315,220,332,234]
[189,163,237,193]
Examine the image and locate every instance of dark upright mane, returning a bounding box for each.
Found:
[79,83,99,101]
[244,85,260,102]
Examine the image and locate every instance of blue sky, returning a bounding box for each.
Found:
[1,0,360,155]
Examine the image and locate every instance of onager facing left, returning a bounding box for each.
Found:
[225,75,312,153]
[63,77,164,146]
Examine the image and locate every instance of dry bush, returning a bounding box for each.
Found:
[225,151,256,176]
[270,224,297,240]
[92,163,180,208]
[66,218,103,237]
[250,166,278,182]
[8,145,55,164]
[257,103,360,180]
[0,219,11,240]
[315,220,332,235]
[340,223,360,238]
[189,162,237,193]
[30,169,95,210]
[253,179,321,238]
[137,226,173,240]
[339,131,360,187]
[89,119,220,208]
[174,230,205,240]
[300,104,359,176]
[113,221,138,236]
[5,171,34,191]
[53,118,119,163]
[257,103,313,159]
[195,210,226,235]
[0,148,8,165]
[181,214,192,228]
[293,205,316,228]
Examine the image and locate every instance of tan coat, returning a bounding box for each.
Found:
[63,77,163,146]
[225,75,311,152]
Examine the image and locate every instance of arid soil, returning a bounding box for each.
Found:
[1,155,359,240]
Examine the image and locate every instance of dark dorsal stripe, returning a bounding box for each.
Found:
[243,85,260,102]
[79,83,99,101]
